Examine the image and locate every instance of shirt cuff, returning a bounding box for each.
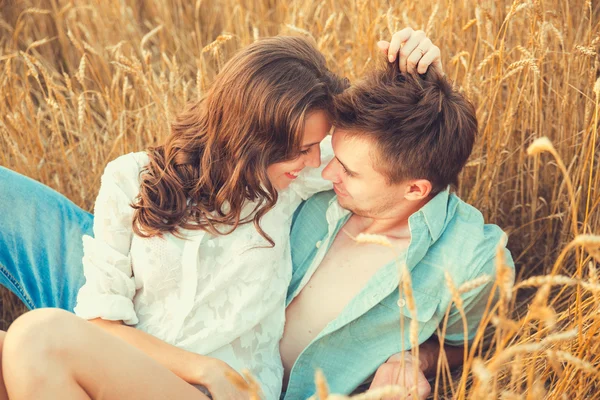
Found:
[74,293,139,325]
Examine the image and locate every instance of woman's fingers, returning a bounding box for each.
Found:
[381,28,445,75]
[417,46,442,74]
[388,28,414,62]
[377,40,390,55]
[397,30,426,73]
[406,38,432,74]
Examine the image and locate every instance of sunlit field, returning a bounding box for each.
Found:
[1,0,599,398]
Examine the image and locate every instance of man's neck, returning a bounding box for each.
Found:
[353,196,432,239]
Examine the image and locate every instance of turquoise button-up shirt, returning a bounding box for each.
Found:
[282,188,514,399]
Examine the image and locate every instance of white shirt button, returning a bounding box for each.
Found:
[316,240,322,248]
[397,299,406,307]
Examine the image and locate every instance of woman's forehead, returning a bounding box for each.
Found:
[301,111,331,145]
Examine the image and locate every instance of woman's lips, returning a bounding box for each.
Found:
[285,171,300,180]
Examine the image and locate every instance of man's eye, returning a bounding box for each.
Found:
[342,167,351,176]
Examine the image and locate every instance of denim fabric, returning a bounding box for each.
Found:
[0,167,92,311]
[282,189,514,399]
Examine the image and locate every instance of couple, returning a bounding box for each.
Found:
[0,28,513,400]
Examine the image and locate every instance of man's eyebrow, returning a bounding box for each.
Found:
[301,141,321,148]
[336,156,358,175]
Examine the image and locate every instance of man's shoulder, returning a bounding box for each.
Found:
[302,190,337,210]
[436,193,512,274]
[292,190,336,229]
[445,194,506,241]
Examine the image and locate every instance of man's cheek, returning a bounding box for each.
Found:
[346,181,361,198]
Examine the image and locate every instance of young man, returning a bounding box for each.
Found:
[279,63,514,399]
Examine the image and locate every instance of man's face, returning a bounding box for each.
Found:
[322,129,408,217]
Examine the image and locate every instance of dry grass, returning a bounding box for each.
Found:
[1,0,599,398]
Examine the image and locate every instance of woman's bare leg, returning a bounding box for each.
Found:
[3,309,210,400]
[0,331,8,400]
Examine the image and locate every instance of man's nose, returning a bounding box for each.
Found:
[321,159,340,183]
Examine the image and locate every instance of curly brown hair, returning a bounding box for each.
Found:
[131,36,348,244]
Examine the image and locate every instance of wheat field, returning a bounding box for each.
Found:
[0,0,599,398]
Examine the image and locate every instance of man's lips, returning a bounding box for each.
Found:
[333,184,348,197]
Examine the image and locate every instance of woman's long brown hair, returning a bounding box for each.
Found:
[131,36,348,244]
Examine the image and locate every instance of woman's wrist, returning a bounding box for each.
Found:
[180,352,214,384]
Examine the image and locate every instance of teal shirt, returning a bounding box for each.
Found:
[283,189,514,399]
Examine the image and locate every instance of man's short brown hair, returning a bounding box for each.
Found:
[333,63,478,194]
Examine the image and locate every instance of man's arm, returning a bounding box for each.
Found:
[370,241,514,399]
[415,338,465,377]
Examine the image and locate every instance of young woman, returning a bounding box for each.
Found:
[0,30,442,400]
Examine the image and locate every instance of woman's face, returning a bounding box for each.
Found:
[267,110,332,190]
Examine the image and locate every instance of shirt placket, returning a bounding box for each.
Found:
[287,200,350,302]
[167,229,207,343]
[286,210,435,399]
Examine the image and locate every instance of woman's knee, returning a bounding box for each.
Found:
[4,308,80,366]
[2,309,84,395]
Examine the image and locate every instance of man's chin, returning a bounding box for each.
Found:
[334,196,355,212]
[335,197,374,217]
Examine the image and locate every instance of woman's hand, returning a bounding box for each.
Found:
[190,357,250,400]
[378,27,444,76]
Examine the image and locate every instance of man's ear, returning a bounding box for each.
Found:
[403,179,432,201]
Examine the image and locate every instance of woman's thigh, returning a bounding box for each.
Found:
[0,167,93,311]
[3,309,209,400]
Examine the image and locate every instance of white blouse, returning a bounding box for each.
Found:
[74,138,332,399]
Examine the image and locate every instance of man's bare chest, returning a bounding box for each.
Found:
[293,230,407,322]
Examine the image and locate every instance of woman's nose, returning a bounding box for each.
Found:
[304,148,321,168]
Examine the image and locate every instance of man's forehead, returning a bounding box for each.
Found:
[332,129,377,168]
[332,127,371,146]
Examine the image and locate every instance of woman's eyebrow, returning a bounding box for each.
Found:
[301,141,321,148]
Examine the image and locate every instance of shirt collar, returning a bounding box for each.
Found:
[325,187,452,241]
[326,195,351,226]
[413,187,451,242]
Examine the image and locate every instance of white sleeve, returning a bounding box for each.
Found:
[74,153,147,325]
[288,135,334,200]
